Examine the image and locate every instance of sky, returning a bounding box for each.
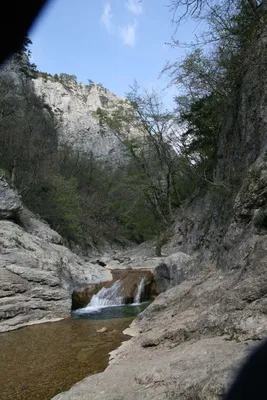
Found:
[29,0,200,107]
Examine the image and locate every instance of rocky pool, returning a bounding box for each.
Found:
[0,303,147,400]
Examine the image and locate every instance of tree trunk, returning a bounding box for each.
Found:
[166,170,173,219]
[152,193,168,225]
[11,160,16,188]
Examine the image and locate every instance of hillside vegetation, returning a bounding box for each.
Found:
[1,0,266,251]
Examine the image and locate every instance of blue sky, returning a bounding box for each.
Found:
[30,0,199,107]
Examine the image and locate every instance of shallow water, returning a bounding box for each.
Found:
[0,304,146,400]
[72,301,148,319]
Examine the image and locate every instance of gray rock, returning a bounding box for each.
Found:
[106,256,165,271]
[19,208,63,244]
[33,78,141,165]
[99,241,165,271]
[0,220,112,332]
[0,176,22,219]
[154,252,194,292]
[52,248,267,399]
[52,337,247,400]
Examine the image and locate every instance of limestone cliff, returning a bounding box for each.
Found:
[33,76,139,164]
[1,56,141,165]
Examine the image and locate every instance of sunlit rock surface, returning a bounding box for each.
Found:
[33,78,140,164]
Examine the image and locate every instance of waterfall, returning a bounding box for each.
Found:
[90,280,124,308]
[133,276,145,305]
[75,280,124,314]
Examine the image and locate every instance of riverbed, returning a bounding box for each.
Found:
[0,304,146,400]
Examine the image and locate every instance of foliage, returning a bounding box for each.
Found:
[164,0,267,189]
[59,73,77,84]
[2,4,264,249]
[93,84,200,237]
[0,75,58,197]
[169,0,264,26]
[178,93,221,179]
[12,36,38,78]
[169,0,267,95]
[37,71,53,80]
[180,94,219,157]
[48,176,83,239]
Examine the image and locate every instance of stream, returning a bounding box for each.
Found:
[0,279,148,400]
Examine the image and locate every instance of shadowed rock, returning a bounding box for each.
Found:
[0,176,22,220]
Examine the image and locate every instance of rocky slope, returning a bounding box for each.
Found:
[33,76,139,164]
[0,176,112,332]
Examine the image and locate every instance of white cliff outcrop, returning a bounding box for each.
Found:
[33,77,139,164]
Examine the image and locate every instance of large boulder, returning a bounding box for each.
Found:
[154,252,194,293]
[0,220,112,332]
[0,175,22,219]
[19,208,63,244]
[96,241,165,271]
[0,177,114,332]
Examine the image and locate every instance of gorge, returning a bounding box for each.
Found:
[2,1,267,398]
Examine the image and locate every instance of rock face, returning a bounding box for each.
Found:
[33,77,139,164]
[0,175,22,219]
[96,241,165,270]
[154,252,195,293]
[0,220,112,332]
[0,178,112,332]
[110,269,156,303]
[19,208,63,244]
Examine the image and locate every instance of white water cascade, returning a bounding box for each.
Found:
[75,280,124,314]
[90,280,124,308]
[133,276,146,305]
[75,276,147,315]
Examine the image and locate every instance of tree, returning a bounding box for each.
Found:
[179,94,219,160]
[169,0,265,25]
[93,83,198,230]
[162,0,267,190]
[59,73,77,84]
[48,176,82,239]
[0,69,58,200]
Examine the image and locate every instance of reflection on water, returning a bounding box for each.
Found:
[0,305,146,400]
